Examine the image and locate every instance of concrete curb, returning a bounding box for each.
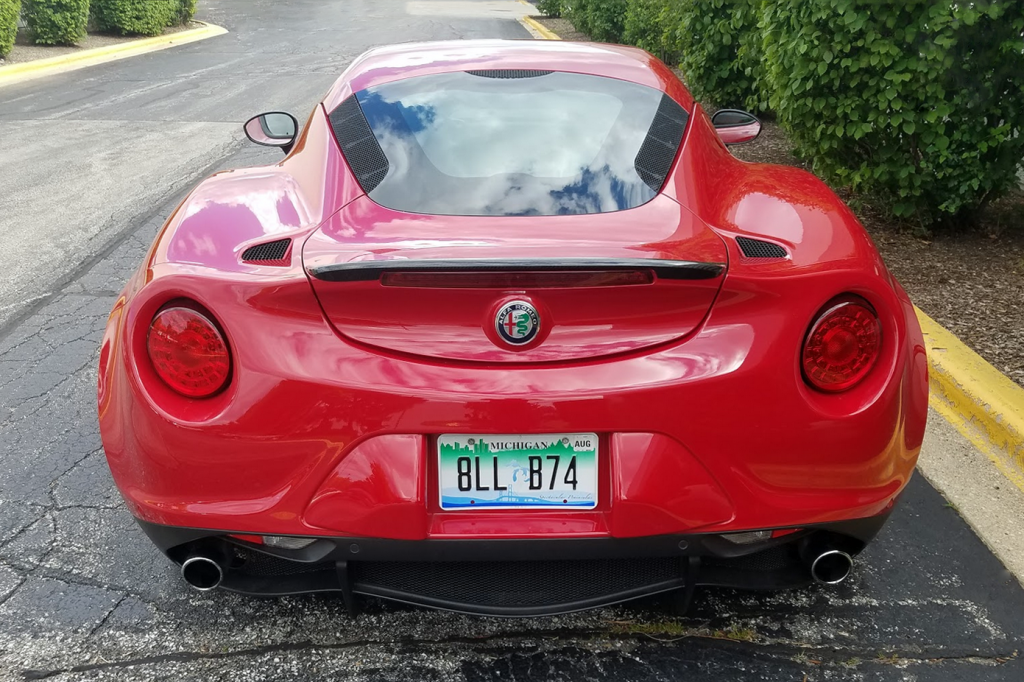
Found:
[0,21,228,88]
[520,15,561,41]
[917,307,1024,493]
[526,14,1024,494]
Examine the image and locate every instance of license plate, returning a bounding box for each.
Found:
[438,433,598,510]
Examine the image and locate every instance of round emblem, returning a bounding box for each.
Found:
[494,300,540,346]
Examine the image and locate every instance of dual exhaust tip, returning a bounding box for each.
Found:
[809,548,853,585]
[181,554,225,591]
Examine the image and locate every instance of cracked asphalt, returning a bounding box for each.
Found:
[1,1,1024,680]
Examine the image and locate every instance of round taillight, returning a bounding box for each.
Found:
[147,306,231,398]
[802,297,881,392]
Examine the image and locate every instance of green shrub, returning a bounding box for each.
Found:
[623,0,684,65]
[535,0,563,18]
[170,0,196,25]
[762,0,1024,225]
[565,0,628,43]
[0,0,19,58]
[24,0,89,45]
[92,0,176,36]
[674,0,765,109]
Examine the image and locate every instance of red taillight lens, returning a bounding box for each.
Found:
[147,306,231,398]
[802,296,881,392]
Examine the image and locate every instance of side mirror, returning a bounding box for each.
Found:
[244,112,298,154]
[712,109,762,145]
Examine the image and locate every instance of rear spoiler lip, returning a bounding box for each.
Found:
[307,258,726,283]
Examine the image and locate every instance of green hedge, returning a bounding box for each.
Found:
[623,0,684,65]
[24,0,89,45]
[535,0,563,18]
[565,0,627,43]
[674,0,765,110]
[762,0,1024,224]
[171,0,196,25]
[92,0,176,36]
[0,0,19,58]
[545,0,764,109]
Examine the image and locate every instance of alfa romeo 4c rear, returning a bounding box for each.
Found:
[98,40,928,616]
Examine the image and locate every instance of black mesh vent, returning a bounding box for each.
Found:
[634,94,689,192]
[736,236,788,259]
[466,69,553,79]
[232,547,328,577]
[703,545,798,572]
[351,558,681,608]
[241,238,290,263]
[329,96,390,193]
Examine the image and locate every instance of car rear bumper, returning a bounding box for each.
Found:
[139,512,890,616]
[100,263,928,544]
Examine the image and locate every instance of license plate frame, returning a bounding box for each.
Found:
[437,433,599,511]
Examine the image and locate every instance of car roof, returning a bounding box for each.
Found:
[321,39,692,112]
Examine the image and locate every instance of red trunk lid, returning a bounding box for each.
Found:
[303,195,728,363]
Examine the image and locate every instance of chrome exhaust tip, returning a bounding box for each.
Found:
[810,549,853,585]
[181,555,224,591]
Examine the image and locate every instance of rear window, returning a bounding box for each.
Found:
[329,71,689,216]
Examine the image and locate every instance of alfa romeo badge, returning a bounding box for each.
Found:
[495,300,540,346]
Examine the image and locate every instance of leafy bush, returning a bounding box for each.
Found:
[762,0,1024,224]
[565,0,628,43]
[0,0,19,58]
[623,0,684,65]
[170,0,196,25]
[92,0,176,36]
[535,0,563,18]
[674,0,765,109]
[24,0,89,45]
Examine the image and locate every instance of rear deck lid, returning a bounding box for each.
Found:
[303,195,728,363]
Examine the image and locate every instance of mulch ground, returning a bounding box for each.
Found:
[536,16,1024,388]
[0,23,199,65]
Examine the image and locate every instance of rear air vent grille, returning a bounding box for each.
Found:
[351,558,683,610]
[634,94,689,192]
[329,96,390,193]
[466,69,553,79]
[242,238,291,264]
[736,237,788,259]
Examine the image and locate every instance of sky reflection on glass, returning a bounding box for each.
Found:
[355,72,673,216]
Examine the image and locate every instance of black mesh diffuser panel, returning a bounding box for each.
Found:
[466,69,554,79]
[232,547,326,577]
[703,545,798,572]
[329,96,390,193]
[634,94,689,192]
[241,238,290,262]
[351,558,681,608]
[736,236,788,259]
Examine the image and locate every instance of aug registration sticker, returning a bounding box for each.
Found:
[438,433,598,510]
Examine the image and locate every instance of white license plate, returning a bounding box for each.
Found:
[438,433,598,510]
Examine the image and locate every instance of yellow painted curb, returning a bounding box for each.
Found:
[917,306,1024,493]
[521,15,562,41]
[0,21,228,88]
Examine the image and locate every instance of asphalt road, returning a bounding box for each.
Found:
[1,1,1024,680]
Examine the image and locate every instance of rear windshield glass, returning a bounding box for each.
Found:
[341,71,688,216]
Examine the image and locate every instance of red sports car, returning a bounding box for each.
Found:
[98,40,928,616]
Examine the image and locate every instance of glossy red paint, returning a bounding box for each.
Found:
[99,41,926,558]
[303,194,727,363]
[716,121,762,146]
